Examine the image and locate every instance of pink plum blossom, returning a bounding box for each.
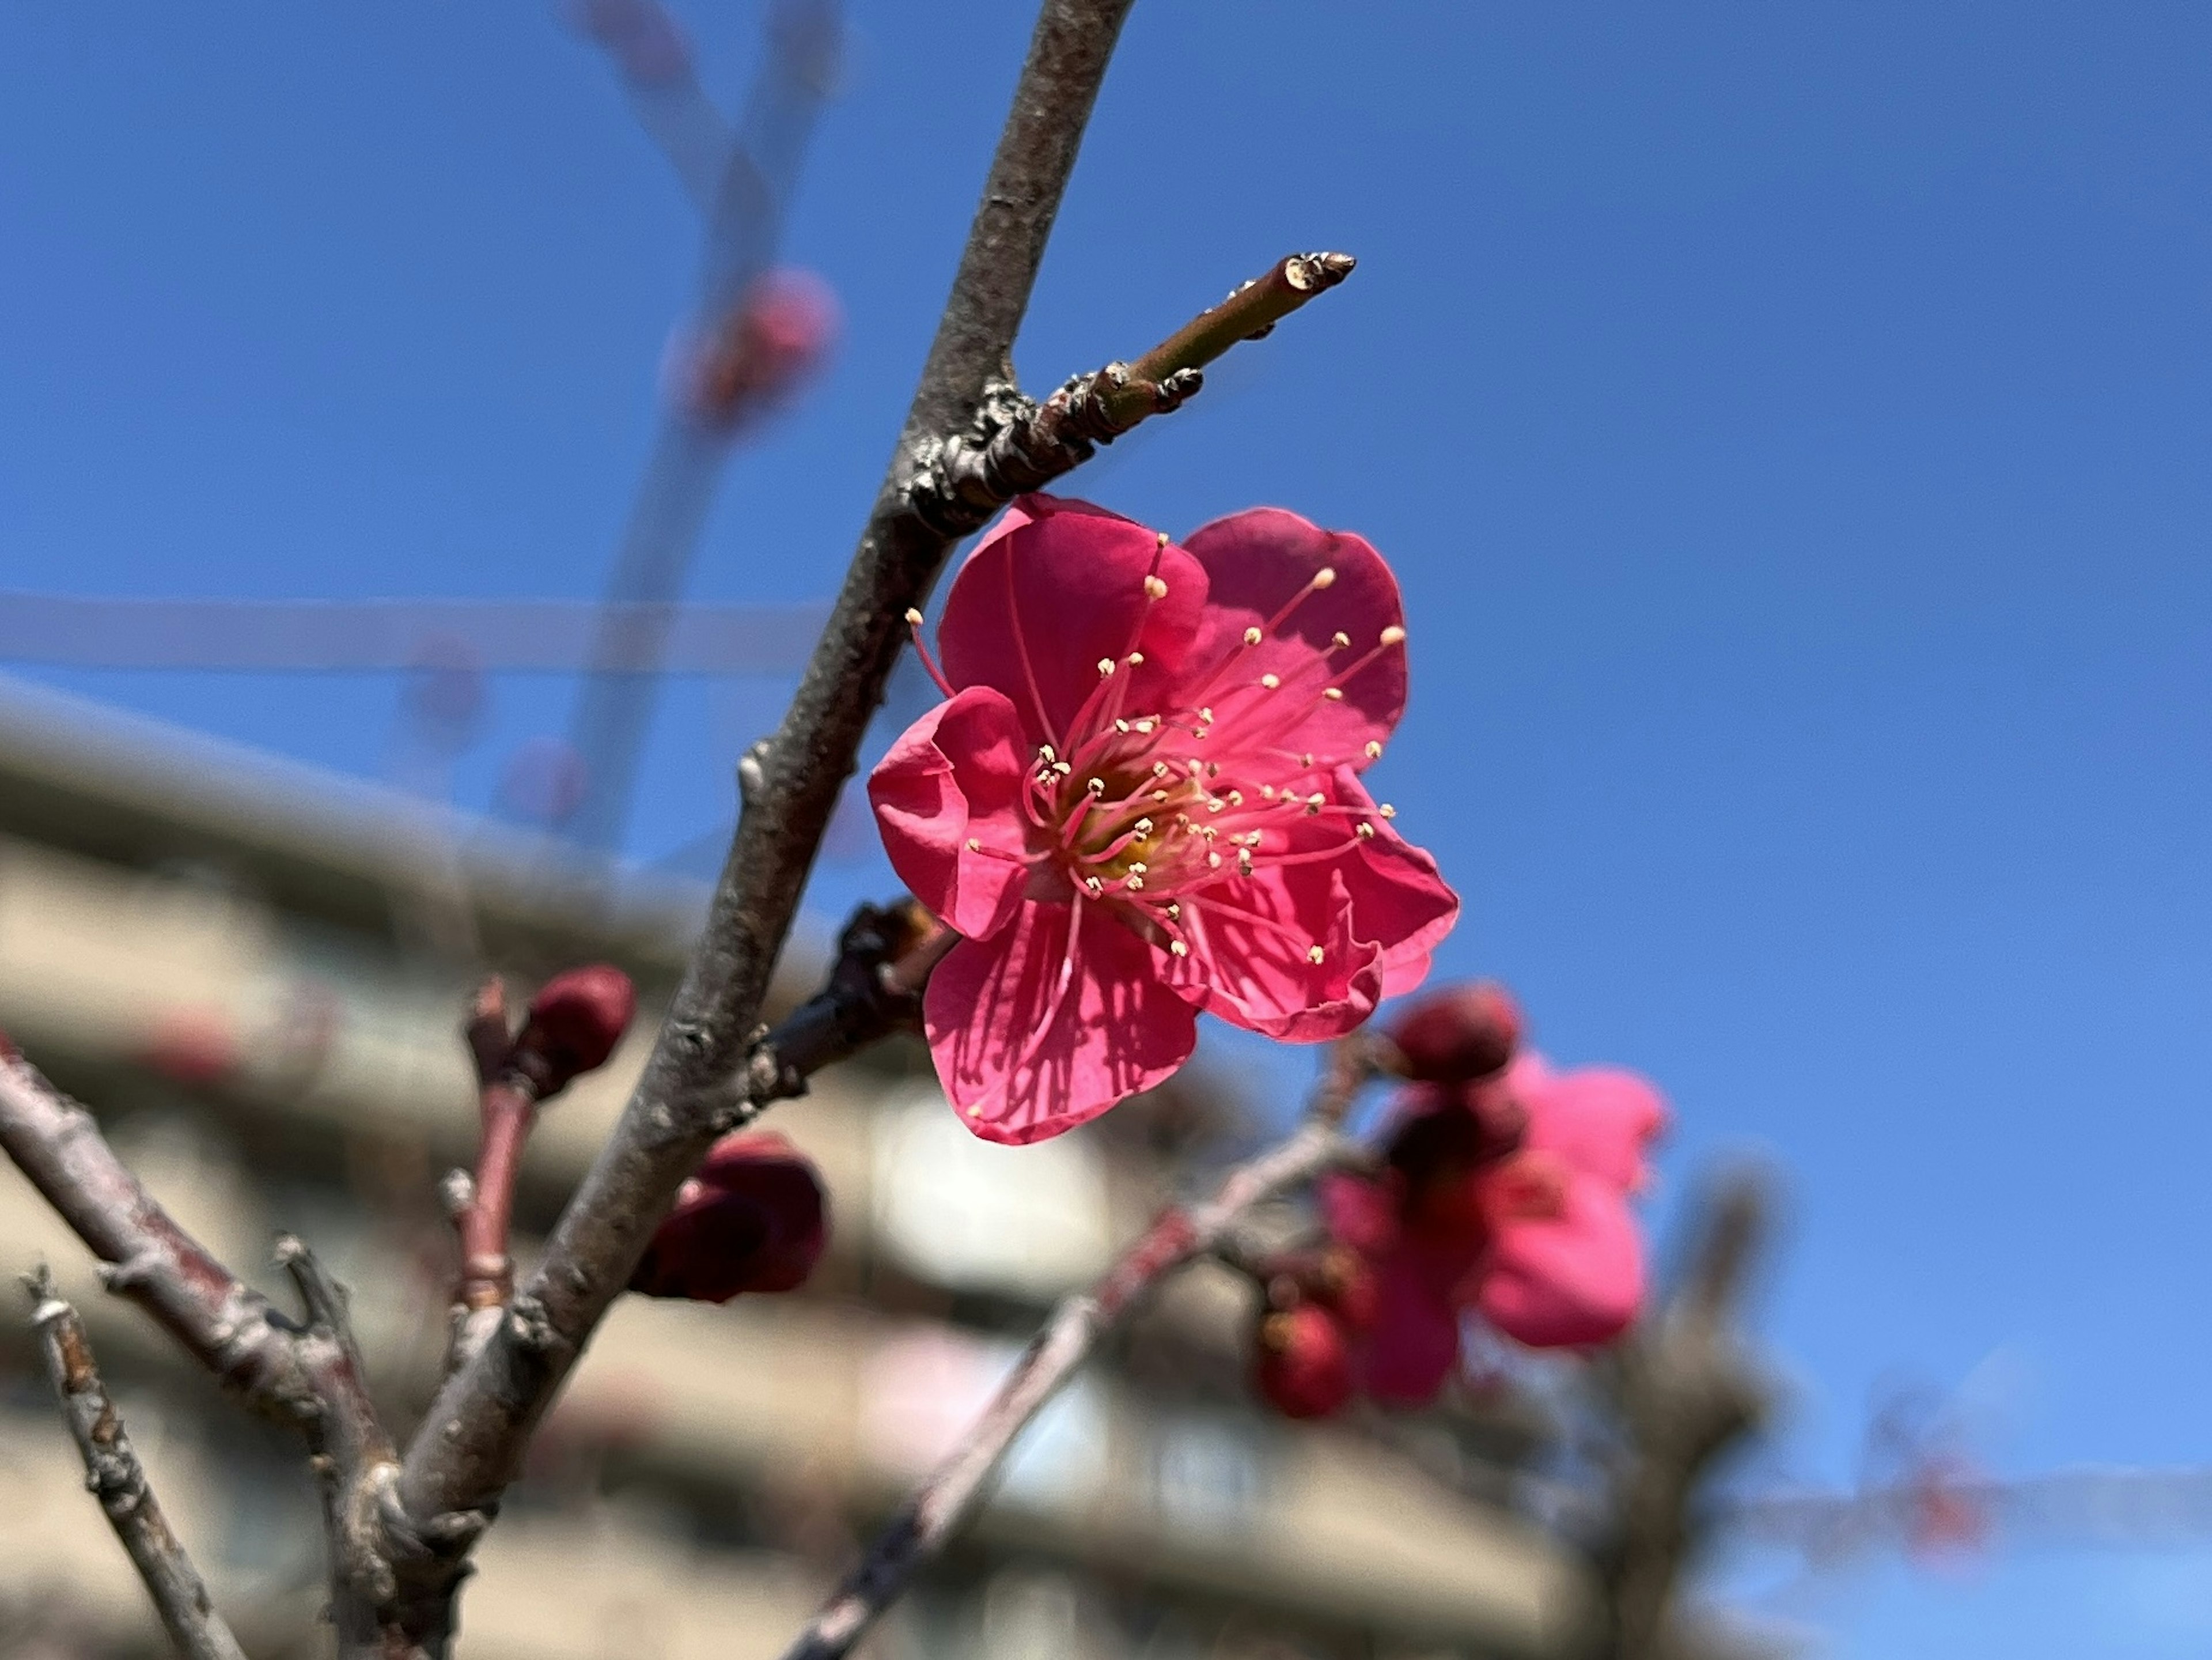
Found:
[1279,1016,1667,1416]
[869,493,1459,1143]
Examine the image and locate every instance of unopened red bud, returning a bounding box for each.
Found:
[684,268,838,429]
[1388,981,1521,1083]
[630,1132,828,1303]
[1253,1303,1354,1420]
[514,965,636,1095]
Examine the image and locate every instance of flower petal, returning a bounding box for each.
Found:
[1355,1241,1471,1405]
[1513,1056,1670,1192]
[868,685,1035,939]
[1474,1176,1645,1348]
[937,494,1207,749]
[1180,508,1407,767]
[924,898,1198,1145]
[1321,766,1459,996]
[1169,862,1383,1041]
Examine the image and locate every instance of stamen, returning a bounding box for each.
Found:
[1311,567,1337,589]
[1364,741,1382,759]
[1379,803,1397,818]
[1260,674,1282,690]
[1128,652,1145,666]
[905,609,956,697]
[1357,823,1376,838]
[1380,625,1406,645]
[1169,940,1188,957]
[1322,687,1344,701]
[1145,573,1169,599]
[1243,627,1263,646]
[1087,777,1106,796]
[1097,657,1116,678]
[1332,630,1351,649]
[1307,944,1326,963]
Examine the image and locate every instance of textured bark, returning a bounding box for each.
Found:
[25,1271,251,1660]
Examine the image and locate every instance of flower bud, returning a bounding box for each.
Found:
[681,269,838,429]
[513,966,636,1096]
[1388,981,1521,1083]
[630,1132,828,1303]
[1252,1303,1355,1420]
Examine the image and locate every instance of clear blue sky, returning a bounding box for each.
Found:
[6,6,2212,1653]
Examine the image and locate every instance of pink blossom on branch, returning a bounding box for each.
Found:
[868,493,1459,1144]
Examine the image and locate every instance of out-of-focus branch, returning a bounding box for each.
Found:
[1588,1172,1774,1660]
[777,1038,1380,1660]
[395,0,1141,1559]
[24,1269,250,1660]
[912,250,1356,536]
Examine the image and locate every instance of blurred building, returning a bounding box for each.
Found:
[0,674,1590,1660]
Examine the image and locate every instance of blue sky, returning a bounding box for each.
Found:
[6,5,2212,1651]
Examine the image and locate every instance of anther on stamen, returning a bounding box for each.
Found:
[1152,789,1171,801]
[1379,803,1397,818]
[1145,573,1169,598]
[1097,657,1116,677]
[1380,625,1407,645]
[1115,719,1131,733]
[1322,687,1344,701]
[904,608,925,625]
[1154,532,1170,551]
[1054,761,1073,775]
[1228,790,1244,806]
[1085,876,1104,894]
[1332,630,1351,649]
[1312,568,1337,589]
[1307,944,1326,963]
[1132,718,1155,733]
[1087,777,1106,796]
[1126,874,1146,890]
[1134,818,1153,835]
[1169,940,1188,957]
[1301,753,1315,768]
[1199,706,1214,723]
[1127,861,1147,875]
[1039,744,1057,762]
[1306,793,1326,811]
[966,838,981,851]
[1153,761,1169,776]
[1165,902,1181,919]
[1364,741,1382,759]
[1357,822,1376,838]
[1207,799,1226,814]
[1260,674,1282,690]
[1208,852,1223,868]
[1243,627,1263,646]
[1128,652,1145,665]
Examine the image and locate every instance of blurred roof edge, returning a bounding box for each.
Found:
[0,670,763,982]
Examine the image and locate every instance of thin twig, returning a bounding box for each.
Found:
[393,0,1142,1564]
[912,250,1357,536]
[24,1268,250,1660]
[777,1037,1381,1660]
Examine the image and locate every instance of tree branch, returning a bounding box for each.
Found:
[394,0,1141,1553]
[0,1053,433,1655]
[24,1268,250,1660]
[912,249,1357,536]
[1590,1171,1774,1660]
[0,1052,315,1415]
[775,1037,1380,1660]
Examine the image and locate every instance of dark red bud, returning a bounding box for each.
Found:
[514,966,636,1095]
[1387,981,1522,1083]
[630,1132,828,1303]
[1253,1304,1355,1420]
